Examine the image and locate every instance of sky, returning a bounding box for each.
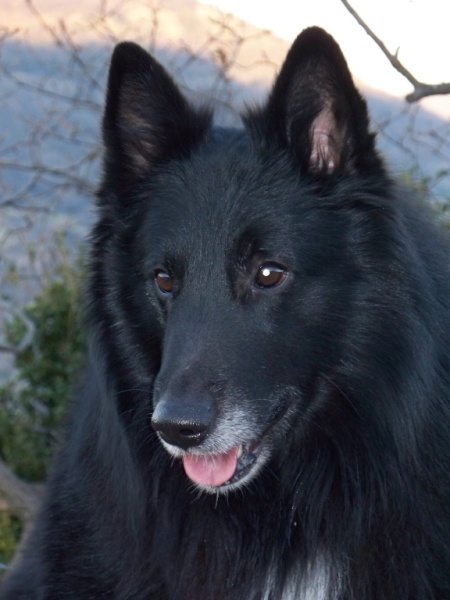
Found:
[201,0,450,117]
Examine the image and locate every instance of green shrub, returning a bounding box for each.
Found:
[0,255,86,481]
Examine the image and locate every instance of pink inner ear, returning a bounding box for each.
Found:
[309,106,341,173]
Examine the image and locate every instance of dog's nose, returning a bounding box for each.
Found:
[151,398,215,449]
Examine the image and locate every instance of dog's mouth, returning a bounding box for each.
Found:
[182,440,262,488]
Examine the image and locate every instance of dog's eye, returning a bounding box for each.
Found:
[255,264,287,289]
[155,270,173,294]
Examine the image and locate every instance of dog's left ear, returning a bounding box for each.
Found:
[247,27,382,176]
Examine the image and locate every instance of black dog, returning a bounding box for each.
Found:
[2,27,450,600]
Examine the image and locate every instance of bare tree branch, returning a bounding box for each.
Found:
[1,65,102,110]
[0,155,99,198]
[340,0,450,102]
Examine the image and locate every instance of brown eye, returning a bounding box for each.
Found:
[155,270,173,294]
[255,264,287,289]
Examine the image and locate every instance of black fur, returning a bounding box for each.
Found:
[2,27,450,600]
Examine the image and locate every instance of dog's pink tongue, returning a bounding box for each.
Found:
[182,447,239,487]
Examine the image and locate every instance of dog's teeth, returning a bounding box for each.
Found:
[237,446,243,459]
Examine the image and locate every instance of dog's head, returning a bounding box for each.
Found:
[96,28,390,493]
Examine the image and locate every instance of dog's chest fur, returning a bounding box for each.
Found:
[264,560,330,600]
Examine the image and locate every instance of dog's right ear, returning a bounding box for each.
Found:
[102,42,211,183]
